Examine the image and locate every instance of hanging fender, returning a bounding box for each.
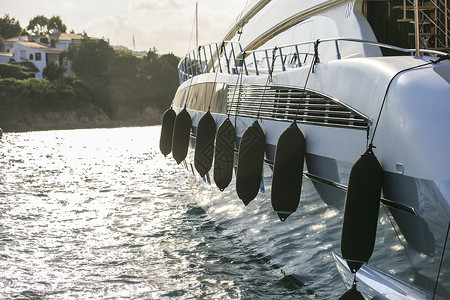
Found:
[159,107,176,157]
[341,145,383,273]
[214,118,236,191]
[194,111,216,177]
[172,108,192,164]
[338,280,365,300]
[271,121,306,221]
[236,121,265,205]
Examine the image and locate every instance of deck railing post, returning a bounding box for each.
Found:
[203,46,209,73]
[197,47,203,74]
[295,45,301,67]
[186,57,190,80]
[193,52,200,75]
[278,47,286,71]
[223,44,231,74]
[265,49,270,74]
[238,43,249,76]
[252,52,259,75]
[188,53,195,77]
[181,58,186,82]
[181,58,184,82]
[230,43,239,74]
[209,44,215,73]
[215,43,223,73]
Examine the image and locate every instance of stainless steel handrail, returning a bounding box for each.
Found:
[244,37,448,56]
[177,38,449,84]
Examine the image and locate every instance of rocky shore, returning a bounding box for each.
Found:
[1,106,163,132]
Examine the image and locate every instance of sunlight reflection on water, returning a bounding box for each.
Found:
[0,126,305,299]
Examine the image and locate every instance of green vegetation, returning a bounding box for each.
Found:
[0,44,179,124]
[0,77,93,121]
[26,15,67,35]
[65,40,179,120]
[1,14,180,131]
[0,14,22,40]
[0,14,67,40]
[0,62,40,79]
[14,62,40,73]
[0,63,33,80]
[47,16,67,33]
[43,62,67,82]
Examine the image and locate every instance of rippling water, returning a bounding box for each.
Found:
[0,127,309,299]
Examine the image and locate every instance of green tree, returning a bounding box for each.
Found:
[67,39,115,78]
[137,49,179,110]
[27,15,49,35]
[110,49,139,80]
[139,48,162,81]
[43,62,66,82]
[158,53,180,105]
[0,14,22,40]
[48,16,67,33]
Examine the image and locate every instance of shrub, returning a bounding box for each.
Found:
[0,63,32,79]
[13,61,39,73]
[43,62,66,82]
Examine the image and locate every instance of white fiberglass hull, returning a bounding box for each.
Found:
[165,0,450,298]
[170,56,450,299]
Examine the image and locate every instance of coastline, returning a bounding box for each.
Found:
[0,106,163,133]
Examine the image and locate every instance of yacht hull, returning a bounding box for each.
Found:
[166,0,450,298]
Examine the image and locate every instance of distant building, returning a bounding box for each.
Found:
[112,45,147,59]
[13,40,62,79]
[0,33,95,79]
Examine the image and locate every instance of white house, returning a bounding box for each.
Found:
[0,33,93,79]
[12,40,63,79]
[0,52,13,63]
[0,35,32,53]
[50,33,84,51]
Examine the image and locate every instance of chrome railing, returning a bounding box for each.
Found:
[178,41,246,84]
[178,38,449,84]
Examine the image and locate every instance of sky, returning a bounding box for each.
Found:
[2,0,249,57]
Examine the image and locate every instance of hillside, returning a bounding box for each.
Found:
[0,44,179,132]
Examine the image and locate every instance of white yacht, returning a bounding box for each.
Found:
[161,0,450,299]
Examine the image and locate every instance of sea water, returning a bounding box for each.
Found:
[0,126,313,299]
